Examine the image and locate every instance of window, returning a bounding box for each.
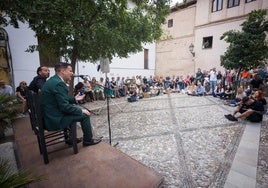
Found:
[245,0,255,3]
[227,0,240,8]
[168,19,173,28]
[212,0,223,12]
[144,49,149,69]
[202,36,213,49]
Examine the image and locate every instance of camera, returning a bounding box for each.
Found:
[79,89,85,95]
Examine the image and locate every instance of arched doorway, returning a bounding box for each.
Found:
[0,28,14,89]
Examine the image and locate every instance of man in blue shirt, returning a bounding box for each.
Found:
[196,81,204,96]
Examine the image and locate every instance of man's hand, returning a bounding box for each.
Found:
[75,93,85,101]
[82,109,91,116]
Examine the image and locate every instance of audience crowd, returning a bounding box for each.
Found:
[73,67,268,123]
[1,66,268,122]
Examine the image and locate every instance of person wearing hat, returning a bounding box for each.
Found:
[225,96,264,122]
[0,80,13,96]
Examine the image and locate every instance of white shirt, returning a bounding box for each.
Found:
[0,85,13,96]
[209,70,217,81]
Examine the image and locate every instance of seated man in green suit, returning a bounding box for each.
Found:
[41,62,101,146]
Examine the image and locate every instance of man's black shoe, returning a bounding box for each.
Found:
[224,114,238,121]
[83,138,102,147]
[65,137,82,145]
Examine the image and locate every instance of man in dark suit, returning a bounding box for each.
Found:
[40,62,101,146]
[28,66,50,93]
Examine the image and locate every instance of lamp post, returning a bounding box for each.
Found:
[189,43,195,75]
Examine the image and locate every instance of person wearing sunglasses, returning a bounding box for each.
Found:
[16,81,28,115]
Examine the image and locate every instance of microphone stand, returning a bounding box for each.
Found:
[104,74,119,147]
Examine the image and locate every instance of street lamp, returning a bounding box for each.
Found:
[189,43,196,75]
[189,43,195,57]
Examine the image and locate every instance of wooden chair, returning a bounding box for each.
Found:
[27,90,78,164]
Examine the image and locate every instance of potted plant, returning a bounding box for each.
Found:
[0,158,42,187]
[0,94,21,140]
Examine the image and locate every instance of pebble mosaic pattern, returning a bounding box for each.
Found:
[84,93,266,187]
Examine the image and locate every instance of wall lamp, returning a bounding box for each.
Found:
[189,43,195,57]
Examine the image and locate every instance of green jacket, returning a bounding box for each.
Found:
[40,75,82,130]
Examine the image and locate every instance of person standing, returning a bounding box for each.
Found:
[41,62,101,146]
[209,67,217,94]
[28,66,50,93]
[195,68,203,84]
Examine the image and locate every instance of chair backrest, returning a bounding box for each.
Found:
[26,89,38,132]
[26,90,45,133]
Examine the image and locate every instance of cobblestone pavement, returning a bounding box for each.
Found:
[257,118,268,187]
[84,93,267,188]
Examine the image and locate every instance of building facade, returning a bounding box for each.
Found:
[156,0,268,77]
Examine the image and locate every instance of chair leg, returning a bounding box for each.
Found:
[64,128,69,140]
[36,135,43,155]
[71,123,78,154]
[39,132,49,164]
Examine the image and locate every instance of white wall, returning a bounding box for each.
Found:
[4,23,40,88]
[75,43,156,82]
[5,23,156,88]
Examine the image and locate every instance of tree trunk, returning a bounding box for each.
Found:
[69,47,78,96]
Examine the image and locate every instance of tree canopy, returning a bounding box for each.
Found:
[1,0,170,65]
[1,0,171,92]
[220,9,268,72]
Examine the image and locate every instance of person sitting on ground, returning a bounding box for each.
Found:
[223,84,234,100]
[213,83,224,98]
[91,77,102,100]
[0,79,13,96]
[150,83,159,97]
[203,80,211,96]
[252,90,267,114]
[227,87,246,106]
[186,82,196,96]
[74,82,86,104]
[136,85,144,99]
[83,77,94,102]
[41,62,101,146]
[16,81,28,114]
[225,96,264,122]
[28,66,50,93]
[127,85,138,102]
[97,77,105,100]
[169,80,178,93]
[195,81,204,96]
[157,82,164,95]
